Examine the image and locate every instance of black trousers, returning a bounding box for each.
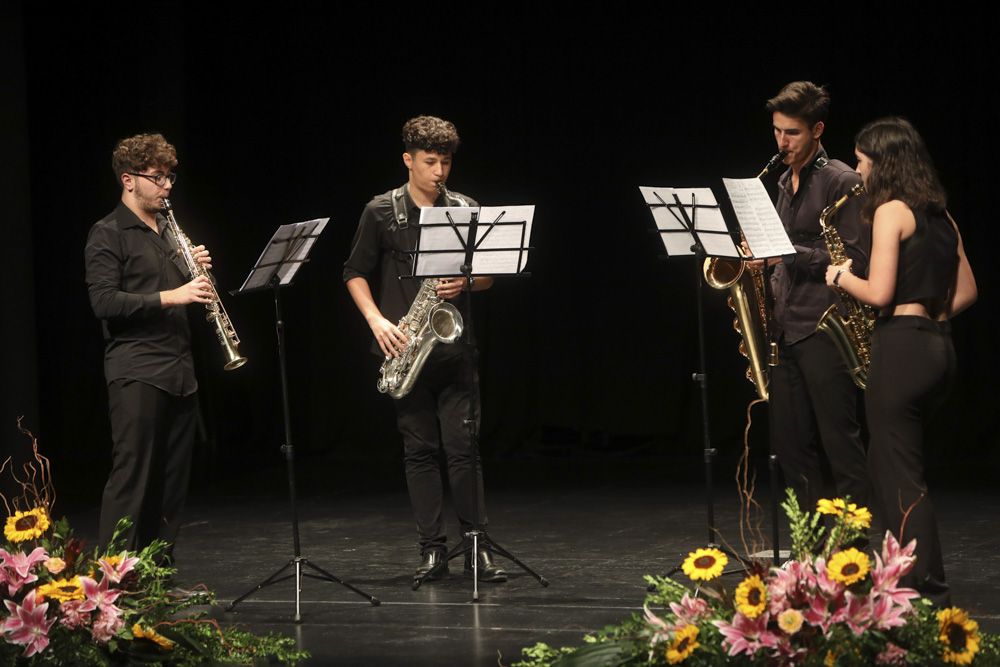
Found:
[867,316,955,606]
[99,379,196,557]
[394,348,487,555]
[769,332,869,511]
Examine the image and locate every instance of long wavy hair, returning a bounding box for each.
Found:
[854,117,946,223]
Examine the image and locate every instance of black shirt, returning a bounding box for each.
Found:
[343,184,478,357]
[84,201,197,396]
[772,148,869,344]
[895,209,958,318]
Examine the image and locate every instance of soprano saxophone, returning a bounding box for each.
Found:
[161,199,248,371]
[815,184,874,389]
[702,151,786,401]
[376,182,464,399]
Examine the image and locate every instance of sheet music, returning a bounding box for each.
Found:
[722,178,794,258]
[640,186,739,258]
[239,218,328,290]
[413,205,534,276]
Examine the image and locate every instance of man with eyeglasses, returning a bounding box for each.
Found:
[85,132,213,559]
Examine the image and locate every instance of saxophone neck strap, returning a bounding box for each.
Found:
[391,183,471,231]
[391,185,409,230]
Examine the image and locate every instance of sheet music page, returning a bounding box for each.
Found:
[473,205,533,274]
[722,178,794,258]
[641,186,737,257]
[413,207,471,277]
[240,217,329,290]
[670,187,729,232]
[414,206,534,276]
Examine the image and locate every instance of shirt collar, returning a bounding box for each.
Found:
[779,146,829,195]
[115,200,164,232]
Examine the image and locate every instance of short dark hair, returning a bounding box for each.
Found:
[855,116,946,222]
[112,133,177,185]
[766,81,830,126]
[402,115,460,155]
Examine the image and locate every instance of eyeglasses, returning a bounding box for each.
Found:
[127,171,177,187]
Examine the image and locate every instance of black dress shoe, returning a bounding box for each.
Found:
[414,551,448,581]
[464,548,507,583]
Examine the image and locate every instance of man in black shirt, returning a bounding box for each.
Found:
[761,83,869,511]
[344,116,505,584]
[85,133,213,557]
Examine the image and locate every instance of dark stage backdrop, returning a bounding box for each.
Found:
[6,4,998,501]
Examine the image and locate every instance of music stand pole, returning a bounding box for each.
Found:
[227,227,379,620]
[410,210,548,600]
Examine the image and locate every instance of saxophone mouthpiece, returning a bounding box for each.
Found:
[757,151,789,178]
[161,198,173,211]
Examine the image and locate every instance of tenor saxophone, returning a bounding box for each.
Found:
[815,184,874,389]
[161,199,248,371]
[377,279,464,399]
[376,182,465,399]
[702,151,786,401]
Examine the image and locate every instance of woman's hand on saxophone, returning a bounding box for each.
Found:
[160,275,214,307]
[370,315,409,358]
[825,259,853,288]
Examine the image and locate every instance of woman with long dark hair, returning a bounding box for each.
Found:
[825,117,977,606]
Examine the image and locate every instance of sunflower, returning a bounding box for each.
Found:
[937,607,980,665]
[777,608,804,635]
[681,548,728,581]
[827,548,870,585]
[133,623,176,650]
[4,507,51,543]
[734,574,767,618]
[665,624,699,664]
[844,502,872,530]
[36,576,85,603]
[816,498,847,516]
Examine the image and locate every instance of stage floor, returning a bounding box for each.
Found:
[70,478,1000,666]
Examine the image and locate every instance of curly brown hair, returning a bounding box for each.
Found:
[855,117,946,223]
[765,81,830,126]
[402,115,460,155]
[111,133,177,185]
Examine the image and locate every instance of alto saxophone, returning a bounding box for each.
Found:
[702,151,786,401]
[376,182,465,399]
[161,199,248,371]
[815,184,874,389]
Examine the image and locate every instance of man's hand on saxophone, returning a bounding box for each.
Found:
[160,275,213,307]
[370,315,409,359]
[191,244,212,271]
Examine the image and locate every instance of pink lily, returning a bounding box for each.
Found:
[98,551,140,584]
[57,599,91,630]
[0,547,48,596]
[668,592,710,626]
[2,590,55,657]
[713,612,778,657]
[78,575,123,615]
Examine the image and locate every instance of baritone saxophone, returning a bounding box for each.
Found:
[702,150,786,401]
[161,199,248,371]
[815,184,874,389]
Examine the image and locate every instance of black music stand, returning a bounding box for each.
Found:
[640,186,747,578]
[719,176,797,566]
[406,203,549,602]
[226,218,379,622]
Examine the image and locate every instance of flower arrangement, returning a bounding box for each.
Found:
[513,490,999,666]
[1,423,307,665]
